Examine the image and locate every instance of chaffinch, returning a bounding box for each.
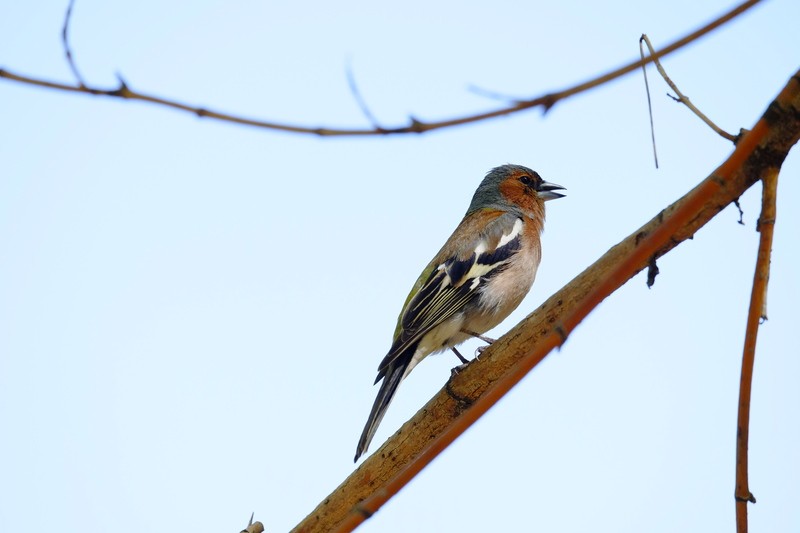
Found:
[354,164,565,462]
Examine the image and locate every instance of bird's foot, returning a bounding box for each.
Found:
[450,362,470,377]
[475,345,490,361]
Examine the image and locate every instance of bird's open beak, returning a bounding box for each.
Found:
[537,181,566,201]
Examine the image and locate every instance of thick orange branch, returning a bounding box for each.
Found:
[291,70,800,533]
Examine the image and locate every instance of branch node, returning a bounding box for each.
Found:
[540,93,558,113]
[735,492,757,504]
[354,502,374,519]
[408,116,427,133]
[734,128,750,145]
[553,324,570,345]
[108,74,132,97]
[756,216,775,232]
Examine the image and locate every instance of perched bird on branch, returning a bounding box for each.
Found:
[355,164,565,462]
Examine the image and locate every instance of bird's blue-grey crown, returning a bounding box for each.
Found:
[466,164,565,215]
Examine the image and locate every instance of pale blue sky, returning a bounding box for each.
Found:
[1,1,798,532]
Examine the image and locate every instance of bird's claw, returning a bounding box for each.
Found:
[450,362,470,377]
[475,345,489,360]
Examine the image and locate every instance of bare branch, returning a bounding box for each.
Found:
[734,168,778,533]
[0,0,762,136]
[640,33,737,141]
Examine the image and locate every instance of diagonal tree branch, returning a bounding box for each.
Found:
[0,0,761,136]
[290,69,800,533]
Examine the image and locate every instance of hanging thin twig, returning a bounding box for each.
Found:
[640,34,737,142]
[639,36,660,168]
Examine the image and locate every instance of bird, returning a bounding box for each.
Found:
[354,164,565,462]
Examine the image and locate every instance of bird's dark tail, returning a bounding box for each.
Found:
[354,360,409,462]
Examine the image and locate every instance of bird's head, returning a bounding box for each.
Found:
[467,164,565,218]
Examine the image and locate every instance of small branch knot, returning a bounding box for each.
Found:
[445,379,474,409]
[553,324,570,345]
[756,216,775,232]
[354,502,374,519]
[408,116,426,133]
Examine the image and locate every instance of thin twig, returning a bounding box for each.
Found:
[344,58,385,131]
[0,0,762,136]
[239,511,265,533]
[639,36,660,168]
[640,34,737,141]
[61,0,86,87]
[466,84,524,104]
[734,169,778,533]
[292,69,800,533]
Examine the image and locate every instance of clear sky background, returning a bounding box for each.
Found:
[1,1,798,532]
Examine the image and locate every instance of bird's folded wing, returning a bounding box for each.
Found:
[376,212,523,377]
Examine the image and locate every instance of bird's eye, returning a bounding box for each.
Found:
[519,175,535,187]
